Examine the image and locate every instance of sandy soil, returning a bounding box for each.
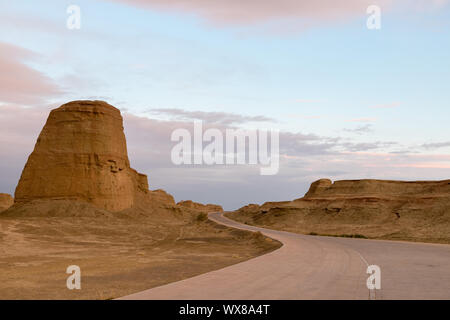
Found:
[0,215,279,299]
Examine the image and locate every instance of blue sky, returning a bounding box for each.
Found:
[1,0,450,209]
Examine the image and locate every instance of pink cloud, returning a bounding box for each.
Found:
[0,42,61,105]
[0,104,50,194]
[393,163,450,169]
[108,0,379,26]
[105,0,448,29]
[0,104,49,153]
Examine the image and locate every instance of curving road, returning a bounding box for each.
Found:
[120,212,450,300]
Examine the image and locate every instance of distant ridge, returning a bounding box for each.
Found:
[227,178,450,244]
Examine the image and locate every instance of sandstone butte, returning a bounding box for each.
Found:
[229,178,450,243]
[4,100,221,215]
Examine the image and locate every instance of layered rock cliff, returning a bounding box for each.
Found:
[228,178,450,243]
[304,178,450,198]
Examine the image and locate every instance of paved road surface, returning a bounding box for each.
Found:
[120,212,450,299]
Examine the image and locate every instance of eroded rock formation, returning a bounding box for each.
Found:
[304,179,450,198]
[14,101,148,212]
[228,178,450,243]
[177,200,223,212]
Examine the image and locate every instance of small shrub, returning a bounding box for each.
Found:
[251,231,264,240]
[196,212,208,222]
[350,234,368,239]
[308,232,367,239]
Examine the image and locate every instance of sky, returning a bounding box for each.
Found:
[1,0,450,210]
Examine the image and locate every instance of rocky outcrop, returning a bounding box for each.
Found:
[228,178,450,243]
[4,100,224,218]
[148,189,176,205]
[14,101,148,212]
[177,200,223,212]
[304,179,332,197]
[0,193,13,212]
[304,179,450,198]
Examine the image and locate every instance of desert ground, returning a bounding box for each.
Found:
[0,208,279,299]
[121,212,450,300]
